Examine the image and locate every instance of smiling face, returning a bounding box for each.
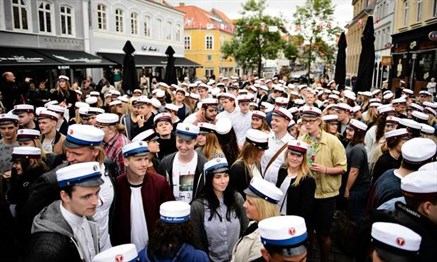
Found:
[286,150,304,170]
[176,137,197,157]
[271,115,288,133]
[124,155,149,177]
[212,172,229,195]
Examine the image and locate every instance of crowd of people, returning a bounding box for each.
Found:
[0,70,436,262]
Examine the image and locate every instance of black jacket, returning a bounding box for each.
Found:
[229,160,254,198]
[276,168,316,228]
[157,152,207,201]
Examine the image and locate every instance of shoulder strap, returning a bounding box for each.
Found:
[263,143,288,177]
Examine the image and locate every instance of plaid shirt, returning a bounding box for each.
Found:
[104,132,130,174]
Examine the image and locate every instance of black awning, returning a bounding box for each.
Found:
[35,49,115,67]
[98,52,201,68]
[0,47,61,67]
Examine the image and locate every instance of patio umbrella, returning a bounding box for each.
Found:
[121,40,138,94]
[334,32,347,89]
[354,16,375,93]
[164,46,178,86]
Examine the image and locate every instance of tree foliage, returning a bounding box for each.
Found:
[292,0,342,75]
[221,0,297,74]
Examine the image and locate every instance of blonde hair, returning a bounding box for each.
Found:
[283,150,311,186]
[246,195,280,221]
[203,133,224,160]
[109,124,127,135]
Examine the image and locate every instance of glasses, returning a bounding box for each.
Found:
[301,119,318,125]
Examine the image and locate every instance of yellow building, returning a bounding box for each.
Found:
[176,4,236,79]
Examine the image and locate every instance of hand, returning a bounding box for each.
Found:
[137,115,144,127]
[310,164,326,174]
[2,171,11,179]
[25,77,32,83]
[344,190,350,199]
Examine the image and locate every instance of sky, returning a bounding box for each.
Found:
[167,0,354,29]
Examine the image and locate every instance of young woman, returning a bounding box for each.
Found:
[190,158,248,262]
[196,122,225,160]
[132,129,162,174]
[321,114,340,138]
[371,128,409,183]
[276,140,315,228]
[49,75,77,119]
[343,119,371,223]
[231,177,282,261]
[229,129,269,198]
[140,201,209,261]
[251,111,270,133]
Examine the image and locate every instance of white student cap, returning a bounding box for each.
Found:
[122,141,149,158]
[244,177,283,204]
[92,244,138,262]
[245,129,269,150]
[64,124,104,148]
[160,201,191,224]
[56,161,104,188]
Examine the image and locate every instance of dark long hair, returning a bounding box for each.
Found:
[147,220,196,259]
[201,172,241,222]
[375,114,389,142]
[349,127,366,146]
[216,128,240,165]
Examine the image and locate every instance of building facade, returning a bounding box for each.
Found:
[176,4,236,79]
[390,0,437,93]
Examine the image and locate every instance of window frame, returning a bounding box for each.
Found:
[60,4,74,36]
[130,12,138,35]
[12,0,30,31]
[156,18,162,39]
[403,0,409,26]
[205,35,214,50]
[115,8,124,33]
[38,0,53,34]
[184,36,191,50]
[97,3,107,31]
[176,24,182,42]
[166,21,172,40]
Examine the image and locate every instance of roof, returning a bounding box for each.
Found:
[175,5,234,34]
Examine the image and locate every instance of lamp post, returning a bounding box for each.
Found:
[410,53,417,90]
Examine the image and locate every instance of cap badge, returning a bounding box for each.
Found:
[69,129,74,135]
[396,237,405,246]
[19,130,23,133]
[139,142,143,146]
[93,165,98,171]
[217,158,221,162]
[185,127,190,131]
[297,142,300,146]
[115,254,124,262]
[288,227,296,236]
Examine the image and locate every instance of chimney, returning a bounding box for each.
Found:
[179,2,185,6]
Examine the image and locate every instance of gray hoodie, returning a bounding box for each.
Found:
[31,200,100,261]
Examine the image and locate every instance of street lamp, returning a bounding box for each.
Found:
[410,53,417,90]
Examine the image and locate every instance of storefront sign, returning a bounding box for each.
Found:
[141,45,160,52]
[0,55,43,63]
[381,56,392,66]
[429,31,437,42]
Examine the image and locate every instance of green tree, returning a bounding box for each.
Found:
[222,0,295,74]
[292,0,342,80]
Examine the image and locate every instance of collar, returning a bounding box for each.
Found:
[271,131,292,143]
[105,132,120,147]
[60,201,86,228]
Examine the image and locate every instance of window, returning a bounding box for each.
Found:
[166,21,172,40]
[38,1,52,33]
[403,1,408,26]
[97,4,107,30]
[144,16,151,36]
[156,18,162,39]
[184,36,191,50]
[205,68,214,77]
[416,0,422,22]
[115,8,123,33]
[60,5,73,35]
[207,55,212,61]
[176,24,181,41]
[131,12,138,34]
[206,35,213,50]
[12,0,29,30]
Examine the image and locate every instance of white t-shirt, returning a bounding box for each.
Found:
[172,152,198,203]
[130,186,148,251]
[279,175,296,215]
[42,139,54,153]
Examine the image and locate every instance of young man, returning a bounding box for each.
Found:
[257,215,308,262]
[157,123,207,203]
[335,103,353,148]
[174,88,192,122]
[22,124,114,251]
[0,113,19,180]
[47,104,69,136]
[183,98,218,125]
[25,162,103,261]
[298,105,347,262]
[233,95,253,147]
[38,109,65,155]
[111,142,174,250]
[216,93,238,120]
[122,96,155,140]
[262,108,294,185]
[154,113,177,160]
[13,104,38,130]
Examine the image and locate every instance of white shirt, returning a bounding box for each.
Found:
[262,132,294,185]
[216,107,240,120]
[130,185,149,251]
[60,203,96,262]
[232,111,253,146]
[92,164,114,251]
[279,175,296,215]
[172,152,198,203]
